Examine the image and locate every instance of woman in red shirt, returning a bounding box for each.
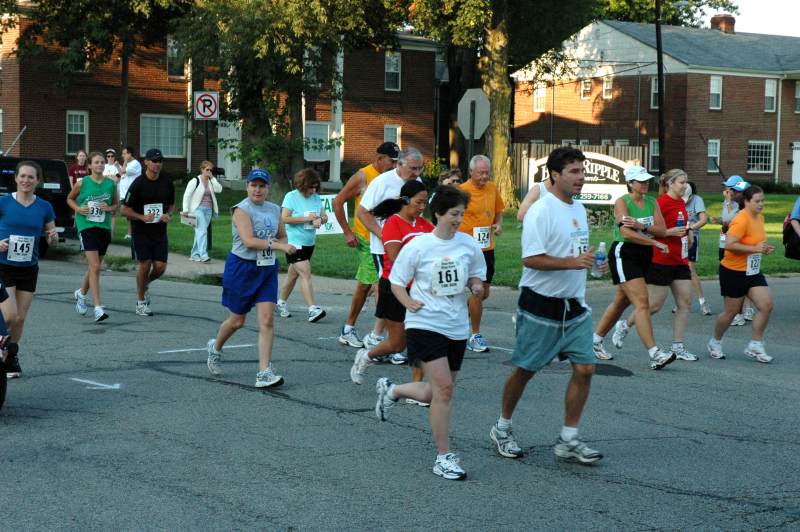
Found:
[68,150,90,189]
[618,169,695,365]
[350,180,433,387]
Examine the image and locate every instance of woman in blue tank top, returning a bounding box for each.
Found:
[204,168,296,388]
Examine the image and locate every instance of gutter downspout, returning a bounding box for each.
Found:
[775,76,783,183]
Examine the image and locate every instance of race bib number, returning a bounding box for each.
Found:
[570,229,589,257]
[303,211,317,230]
[473,226,491,249]
[746,253,762,276]
[681,236,689,259]
[144,203,163,223]
[86,201,105,223]
[719,233,727,249]
[257,246,276,267]
[431,257,465,296]
[7,235,34,262]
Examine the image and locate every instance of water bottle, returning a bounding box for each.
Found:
[676,211,685,228]
[591,242,606,278]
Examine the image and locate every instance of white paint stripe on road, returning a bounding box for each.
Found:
[71,378,121,390]
[157,344,255,354]
[488,345,513,352]
[317,336,339,340]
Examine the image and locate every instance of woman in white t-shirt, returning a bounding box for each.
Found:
[374,185,487,481]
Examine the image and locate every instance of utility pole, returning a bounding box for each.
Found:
[655,0,666,172]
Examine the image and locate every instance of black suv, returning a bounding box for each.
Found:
[0,157,75,250]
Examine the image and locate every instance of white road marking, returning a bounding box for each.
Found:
[157,344,254,354]
[71,378,121,390]
[317,336,339,340]
[488,345,513,352]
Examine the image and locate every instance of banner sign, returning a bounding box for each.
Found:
[527,152,631,205]
[316,194,345,235]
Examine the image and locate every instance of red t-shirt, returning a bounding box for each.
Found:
[653,193,689,266]
[68,163,90,187]
[380,214,435,279]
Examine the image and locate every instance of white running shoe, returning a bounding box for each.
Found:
[707,338,726,359]
[349,348,372,385]
[554,437,603,464]
[592,341,613,360]
[744,342,772,363]
[731,314,746,326]
[466,333,489,352]
[375,377,396,421]
[673,347,698,361]
[743,306,756,321]
[74,289,88,316]
[338,327,364,348]
[700,302,713,316]
[93,306,109,322]
[405,398,430,407]
[362,332,384,350]
[135,301,153,316]
[432,452,467,480]
[255,365,284,388]
[490,425,524,459]
[612,320,630,349]
[389,352,408,365]
[206,339,222,376]
[649,348,676,370]
[307,305,326,323]
[276,301,291,318]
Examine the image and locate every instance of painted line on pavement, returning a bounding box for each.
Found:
[70,378,122,390]
[158,343,255,354]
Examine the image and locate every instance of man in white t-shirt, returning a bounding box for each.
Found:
[119,146,143,240]
[355,147,423,356]
[488,147,607,465]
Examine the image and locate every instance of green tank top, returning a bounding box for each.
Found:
[75,176,116,232]
[613,194,656,242]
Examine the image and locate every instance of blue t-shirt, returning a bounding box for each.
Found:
[281,189,322,247]
[0,194,56,266]
[791,197,800,221]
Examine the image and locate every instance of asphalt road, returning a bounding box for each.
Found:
[2,258,799,530]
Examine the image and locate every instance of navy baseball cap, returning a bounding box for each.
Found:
[144,148,163,162]
[246,168,271,184]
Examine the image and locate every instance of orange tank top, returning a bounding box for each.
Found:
[353,164,381,240]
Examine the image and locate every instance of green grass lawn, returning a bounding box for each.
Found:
[112,186,800,287]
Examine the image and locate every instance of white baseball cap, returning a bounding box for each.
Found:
[624,165,655,182]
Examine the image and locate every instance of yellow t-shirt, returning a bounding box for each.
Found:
[721,210,766,272]
[458,180,505,251]
[352,164,381,240]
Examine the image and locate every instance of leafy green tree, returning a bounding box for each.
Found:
[15,1,192,149]
[599,0,739,26]
[174,0,404,191]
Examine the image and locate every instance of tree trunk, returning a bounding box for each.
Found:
[119,37,133,150]
[287,86,305,178]
[480,0,517,208]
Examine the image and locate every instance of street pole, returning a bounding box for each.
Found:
[468,100,476,164]
[655,0,666,173]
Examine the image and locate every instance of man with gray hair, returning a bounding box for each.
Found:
[356,147,424,364]
[459,154,505,352]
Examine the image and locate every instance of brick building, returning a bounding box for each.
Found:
[0,19,442,182]
[513,16,800,191]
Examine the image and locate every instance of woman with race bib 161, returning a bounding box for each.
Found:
[707,185,775,363]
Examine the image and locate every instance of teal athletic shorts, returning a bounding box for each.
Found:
[511,287,595,372]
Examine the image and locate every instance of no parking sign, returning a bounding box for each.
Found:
[193,91,219,121]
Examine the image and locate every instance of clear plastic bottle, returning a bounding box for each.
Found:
[591,241,606,278]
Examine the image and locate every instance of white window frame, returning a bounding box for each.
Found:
[707,139,720,173]
[603,77,613,100]
[650,76,661,109]
[765,79,777,112]
[614,139,629,146]
[579,139,589,146]
[533,83,546,112]
[139,113,186,158]
[747,140,775,174]
[601,139,612,147]
[531,139,545,144]
[561,139,577,146]
[794,81,800,113]
[580,79,591,100]
[383,124,401,147]
[709,75,722,110]
[303,121,331,162]
[66,110,89,156]
[649,139,660,172]
[384,51,401,92]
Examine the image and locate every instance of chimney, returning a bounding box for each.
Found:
[710,14,736,34]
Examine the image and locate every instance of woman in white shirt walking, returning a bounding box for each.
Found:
[182,160,222,262]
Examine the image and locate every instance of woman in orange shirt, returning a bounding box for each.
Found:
[707,185,775,363]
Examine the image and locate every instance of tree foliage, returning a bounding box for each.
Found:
[174,0,405,183]
[598,0,739,26]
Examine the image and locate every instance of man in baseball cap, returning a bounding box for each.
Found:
[120,146,174,316]
[376,142,400,161]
